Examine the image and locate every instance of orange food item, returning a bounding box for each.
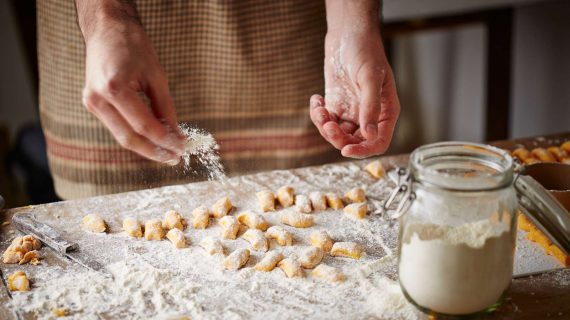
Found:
[512,148,531,161]
[547,146,569,162]
[561,141,570,153]
[531,148,556,162]
[517,212,533,232]
[526,225,553,248]
[547,244,570,267]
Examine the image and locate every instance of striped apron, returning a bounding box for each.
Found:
[37,0,342,199]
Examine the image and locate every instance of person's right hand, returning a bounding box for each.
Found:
[81,19,186,164]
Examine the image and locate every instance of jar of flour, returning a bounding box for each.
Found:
[393,142,518,317]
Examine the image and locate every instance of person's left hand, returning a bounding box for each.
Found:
[310,26,400,158]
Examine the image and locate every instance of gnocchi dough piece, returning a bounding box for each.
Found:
[237,211,269,231]
[278,257,304,278]
[257,190,276,212]
[298,246,323,269]
[310,230,334,252]
[254,251,284,272]
[199,237,224,255]
[242,229,269,252]
[280,211,314,228]
[223,248,250,270]
[325,193,344,210]
[266,226,293,246]
[331,242,363,259]
[166,228,187,249]
[276,186,295,208]
[547,146,569,162]
[82,214,107,233]
[123,218,143,238]
[51,308,69,317]
[8,271,30,291]
[211,197,233,218]
[365,160,386,179]
[312,264,346,282]
[512,148,531,161]
[531,148,556,162]
[219,216,240,239]
[295,195,313,213]
[144,219,165,241]
[343,203,368,220]
[163,210,185,230]
[192,206,210,229]
[309,192,327,211]
[19,250,40,265]
[344,187,366,203]
[2,246,24,264]
[21,235,41,251]
[562,141,570,154]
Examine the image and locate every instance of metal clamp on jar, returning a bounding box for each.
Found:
[379,142,570,319]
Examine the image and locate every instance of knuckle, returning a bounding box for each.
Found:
[82,90,101,113]
[102,77,124,98]
[115,132,137,149]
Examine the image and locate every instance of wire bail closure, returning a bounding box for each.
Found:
[378,167,416,226]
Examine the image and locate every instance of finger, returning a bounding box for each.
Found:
[375,68,400,151]
[147,73,183,136]
[86,98,180,164]
[358,66,384,140]
[309,94,334,142]
[341,140,386,159]
[107,89,186,156]
[339,121,358,134]
[322,122,362,150]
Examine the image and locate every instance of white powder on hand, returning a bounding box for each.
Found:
[399,220,514,315]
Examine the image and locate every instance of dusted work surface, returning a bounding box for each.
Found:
[1,152,569,319]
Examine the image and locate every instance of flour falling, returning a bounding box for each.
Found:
[178,123,225,181]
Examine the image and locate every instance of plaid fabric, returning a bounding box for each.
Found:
[38,0,341,199]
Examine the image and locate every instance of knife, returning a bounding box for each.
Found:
[12,213,111,277]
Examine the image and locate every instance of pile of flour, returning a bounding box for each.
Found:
[399,220,513,315]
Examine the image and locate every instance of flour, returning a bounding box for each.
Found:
[399,220,514,316]
[178,123,225,181]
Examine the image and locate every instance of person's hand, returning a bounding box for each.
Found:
[79,6,185,164]
[311,2,400,158]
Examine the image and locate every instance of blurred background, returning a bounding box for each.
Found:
[1,0,569,208]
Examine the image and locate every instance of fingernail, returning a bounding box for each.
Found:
[165,157,181,166]
[366,124,378,138]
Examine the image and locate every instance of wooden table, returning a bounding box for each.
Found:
[1,134,569,319]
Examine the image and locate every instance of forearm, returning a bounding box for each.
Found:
[325,0,381,34]
[75,0,141,42]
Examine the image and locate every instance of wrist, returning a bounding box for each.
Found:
[76,0,142,43]
[325,0,381,34]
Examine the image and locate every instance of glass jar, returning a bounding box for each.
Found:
[397,142,518,318]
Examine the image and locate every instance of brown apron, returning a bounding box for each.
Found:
[38,0,341,200]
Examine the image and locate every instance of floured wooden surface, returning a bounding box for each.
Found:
[0,155,568,319]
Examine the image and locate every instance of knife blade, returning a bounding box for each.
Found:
[12,213,110,277]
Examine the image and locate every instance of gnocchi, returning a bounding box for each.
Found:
[365,160,385,179]
[280,211,314,228]
[82,214,107,233]
[8,271,30,291]
[211,197,233,218]
[298,246,323,269]
[266,226,293,246]
[22,235,42,251]
[219,216,240,239]
[166,228,187,249]
[257,190,276,212]
[344,187,366,203]
[192,206,210,229]
[199,237,224,255]
[278,257,304,278]
[19,250,39,265]
[343,203,368,220]
[531,148,556,162]
[144,219,165,241]
[123,218,143,238]
[3,235,42,264]
[331,242,363,259]
[312,264,346,282]
[242,229,269,252]
[309,192,327,211]
[276,186,295,208]
[237,211,269,231]
[163,210,185,230]
[254,251,284,272]
[325,193,344,210]
[295,195,313,213]
[310,230,334,252]
[223,248,250,270]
